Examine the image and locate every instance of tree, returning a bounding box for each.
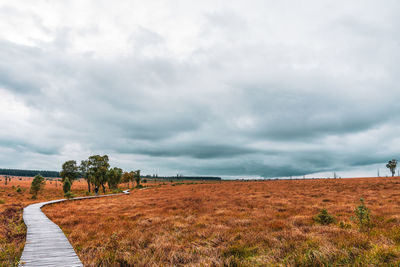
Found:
[121,171,134,188]
[63,177,71,193]
[135,170,141,188]
[30,174,45,199]
[107,167,123,190]
[79,160,91,192]
[88,155,110,193]
[60,160,79,184]
[386,159,398,177]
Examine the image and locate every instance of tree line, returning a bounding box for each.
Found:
[0,168,60,177]
[153,176,221,181]
[60,155,140,194]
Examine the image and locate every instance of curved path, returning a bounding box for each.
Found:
[19,190,130,267]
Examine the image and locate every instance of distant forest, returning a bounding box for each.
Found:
[0,168,60,178]
[0,168,221,180]
[147,175,222,181]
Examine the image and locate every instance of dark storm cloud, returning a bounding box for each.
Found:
[0,0,399,177]
[132,144,258,159]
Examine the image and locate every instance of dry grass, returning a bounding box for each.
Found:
[0,176,127,266]
[42,177,400,266]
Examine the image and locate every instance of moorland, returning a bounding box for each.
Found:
[0,177,128,266]
[35,177,400,266]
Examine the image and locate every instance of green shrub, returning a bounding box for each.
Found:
[30,174,45,198]
[352,198,373,232]
[64,191,74,199]
[0,199,5,204]
[112,188,123,194]
[63,177,71,194]
[314,209,335,225]
[16,186,22,193]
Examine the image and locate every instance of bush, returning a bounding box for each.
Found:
[314,209,335,225]
[353,198,373,232]
[64,191,74,199]
[16,186,22,193]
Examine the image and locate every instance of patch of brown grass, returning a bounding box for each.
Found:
[0,176,129,266]
[41,177,400,266]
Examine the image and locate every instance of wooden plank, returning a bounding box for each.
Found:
[19,190,129,267]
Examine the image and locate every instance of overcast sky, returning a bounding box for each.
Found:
[0,0,399,178]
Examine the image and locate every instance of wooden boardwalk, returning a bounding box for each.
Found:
[19,190,130,267]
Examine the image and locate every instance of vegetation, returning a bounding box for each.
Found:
[0,178,100,266]
[353,198,373,232]
[135,170,141,188]
[60,155,140,194]
[60,160,79,184]
[152,175,222,181]
[79,159,91,192]
[386,159,398,177]
[106,167,123,190]
[44,177,400,266]
[122,171,133,188]
[29,174,45,199]
[63,177,71,195]
[313,208,335,225]
[87,155,110,193]
[64,191,74,199]
[0,168,59,177]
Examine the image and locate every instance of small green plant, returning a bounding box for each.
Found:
[339,221,351,229]
[352,198,373,232]
[16,186,22,193]
[0,199,5,204]
[313,209,335,225]
[64,191,74,199]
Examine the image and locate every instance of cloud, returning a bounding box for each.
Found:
[0,0,399,178]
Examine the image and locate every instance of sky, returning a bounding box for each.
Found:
[0,0,399,178]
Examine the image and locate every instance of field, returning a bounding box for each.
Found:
[40,177,400,266]
[0,177,127,266]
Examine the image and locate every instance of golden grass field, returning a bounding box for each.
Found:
[36,177,400,266]
[0,177,129,266]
